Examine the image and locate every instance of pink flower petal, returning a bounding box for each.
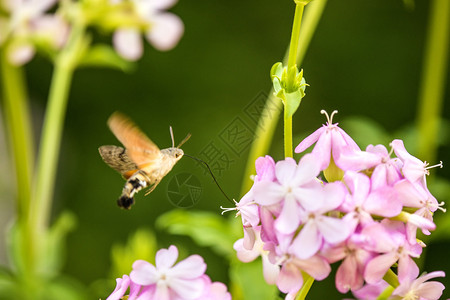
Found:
[255,155,276,182]
[8,42,35,65]
[311,130,332,170]
[317,216,351,244]
[106,275,131,300]
[295,126,325,153]
[364,252,398,284]
[335,256,363,293]
[113,28,143,61]
[290,220,321,259]
[155,245,179,270]
[130,260,158,286]
[364,187,402,217]
[146,13,184,51]
[168,277,204,299]
[416,281,446,299]
[398,255,419,283]
[292,255,331,280]
[277,263,303,294]
[275,198,301,234]
[292,153,320,185]
[262,254,280,285]
[253,181,285,206]
[233,238,259,263]
[275,157,297,184]
[170,254,206,279]
[149,0,178,10]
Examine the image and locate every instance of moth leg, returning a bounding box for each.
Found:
[144,179,160,196]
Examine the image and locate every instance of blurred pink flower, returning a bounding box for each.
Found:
[1,0,68,65]
[113,0,184,60]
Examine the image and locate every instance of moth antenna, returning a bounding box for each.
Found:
[169,126,175,148]
[183,154,234,204]
[177,133,192,148]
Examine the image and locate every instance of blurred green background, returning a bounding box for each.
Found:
[1,0,449,298]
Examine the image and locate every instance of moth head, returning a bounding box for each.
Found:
[166,147,184,161]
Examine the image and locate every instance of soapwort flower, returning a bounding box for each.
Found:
[229,110,446,299]
[106,245,230,300]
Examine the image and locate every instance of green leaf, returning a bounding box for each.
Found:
[78,44,133,71]
[156,210,240,258]
[229,260,278,300]
[110,229,157,278]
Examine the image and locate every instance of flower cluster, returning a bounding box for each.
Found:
[231,110,446,299]
[0,0,68,65]
[107,245,231,300]
[0,0,183,65]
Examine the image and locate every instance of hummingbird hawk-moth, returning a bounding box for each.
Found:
[98,112,190,209]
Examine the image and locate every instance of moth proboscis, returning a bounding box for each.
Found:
[98,112,190,209]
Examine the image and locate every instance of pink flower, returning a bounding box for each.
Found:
[276,254,331,297]
[253,154,322,234]
[391,139,429,184]
[106,245,230,300]
[391,271,445,300]
[289,181,350,259]
[1,0,68,65]
[342,171,402,231]
[113,0,184,60]
[106,275,140,300]
[130,245,206,299]
[362,220,422,284]
[321,235,374,293]
[339,144,403,186]
[295,110,360,171]
[352,280,389,300]
[196,275,231,300]
[233,226,280,284]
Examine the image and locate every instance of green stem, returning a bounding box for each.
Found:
[288,4,305,71]
[0,48,35,273]
[284,3,305,158]
[416,0,450,163]
[240,0,327,195]
[294,273,314,300]
[31,24,85,234]
[284,112,293,157]
[383,268,399,288]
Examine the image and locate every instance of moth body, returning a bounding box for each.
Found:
[98,112,189,209]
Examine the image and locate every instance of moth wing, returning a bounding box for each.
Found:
[108,112,160,166]
[98,145,139,179]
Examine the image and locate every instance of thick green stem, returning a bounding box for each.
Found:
[0,48,35,273]
[416,0,449,163]
[31,63,73,233]
[30,24,84,235]
[240,0,327,195]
